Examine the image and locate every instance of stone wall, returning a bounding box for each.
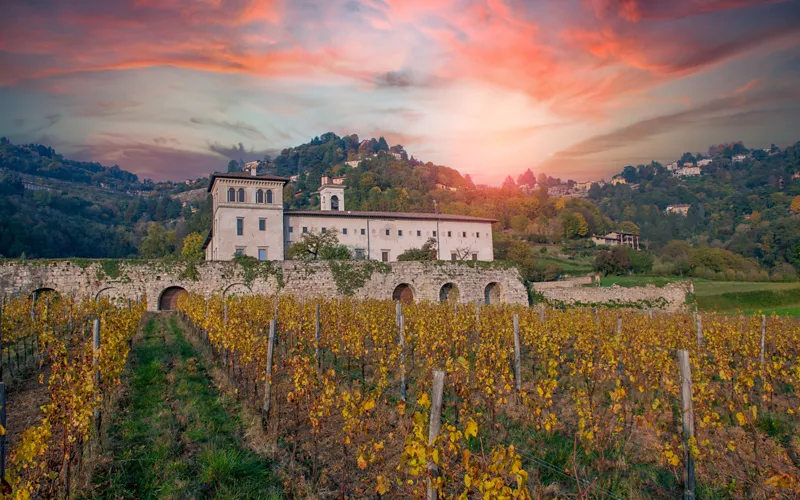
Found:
[532,279,690,312]
[0,260,527,311]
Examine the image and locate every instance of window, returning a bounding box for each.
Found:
[476,232,480,238]
[236,218,244,236]
[385,229,390,236]
[417,230,421,237]
[266,189,273,204]
[342,228,348,235]
[302,226,308,233]
[288,226,293,233]
[361,228,366,235]
[398,230,403,236]
[472,253,478,261]
[382,251,389,262]
[322,227,327,233]
[256,189,264,203]
[235,247,245,256]
[237,188,245,203]
[354,248,365,259]
[258,218,266,231]
[462,231,467,238]
[451,252,457,261]
[330,194,339,211]
[258,248,267,261]
[433,231,437,237]
[227,188,235,202]
[447,231,452,237]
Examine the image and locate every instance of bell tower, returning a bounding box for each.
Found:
[319,176,345,211]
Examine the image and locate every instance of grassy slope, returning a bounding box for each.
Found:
[86,315,282,499]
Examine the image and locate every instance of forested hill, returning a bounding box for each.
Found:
[591,142,800,270]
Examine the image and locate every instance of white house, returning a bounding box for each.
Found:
[676,166,701,177]
[666,162,679,171]
[203,170,495,262]
[732,154,747,163]
[697,158,712,167]
[666,204,691,216]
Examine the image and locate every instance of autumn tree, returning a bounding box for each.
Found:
[790,195,800,213]
[181,232,205,260]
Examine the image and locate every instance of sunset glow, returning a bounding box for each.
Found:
[1,0,799,182]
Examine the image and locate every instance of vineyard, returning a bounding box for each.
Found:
[176,294,800,499]
[0,294,144,499]
[0,291,798,499]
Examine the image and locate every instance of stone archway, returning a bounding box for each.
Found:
[31,287,58,302]
[484,282,501,305]
[223,283,251,299]
[439,283,460,303]
[158,286,188,311]
[392,283,415,303]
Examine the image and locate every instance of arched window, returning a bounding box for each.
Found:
[256,189,264,203]
[330,195,339,211]
[266,189,273,204]
[237,188,245,203]
[227,188,235,202]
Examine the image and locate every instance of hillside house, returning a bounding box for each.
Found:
[697,158,712,167]
[547,185,571,197]
[203,169,495,262]
[666,204,690,216]
[591,231,640,250]
[732,154,747,162]
[666,162,679,171]
[435,183,457,192]
[610,177,628,185]
[345,160,361,167]
[676,166,701,177]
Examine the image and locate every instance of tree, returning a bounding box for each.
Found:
[227,160,241,172]
[397,237,437,261]
[502,175,517,190]
[287,229,350,260]
[181,232,205,260]
[619,221,639,234]
[790,195,800,213]
[516,168,536,187]
[139,222,176,258]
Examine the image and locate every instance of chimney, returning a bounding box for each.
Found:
[321,175,330,185]
[250,165,257,176]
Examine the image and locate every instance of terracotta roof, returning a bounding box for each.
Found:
[208,172,289,192]
[284,209,497,223]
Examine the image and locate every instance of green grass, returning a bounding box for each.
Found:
[598,276,681,287]
[86,315,282,499]
[695,282,800,315]
[533,256,594,273]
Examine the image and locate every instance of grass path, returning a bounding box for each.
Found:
[86,314,282,499]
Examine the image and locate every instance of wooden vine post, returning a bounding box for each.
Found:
[677,349,696,500]
[427,370,445,500]
[759,314,766,374]
[539,304,545,325]
[399,314,407,401]
[262,319,276,427]
[315,303,321,371]
[512,313,521,391]
[0,297,4,383]
[93,318,102,433]
[0,382,6,486]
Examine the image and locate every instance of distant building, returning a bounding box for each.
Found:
[435,183,457,192]
[244,161,260,171]
[203,173,495,262]
[676,166,701,177]
[591,231,640,250]
[610,177,627,185]
[321,175,345,185]
[697,158,712,167]
[666,162,679,171]
[289,175,299,183]
[345,160,361,168]
[573,181,594,192]
[666,204,690,216]
[389,151,403,160]
[682,162,694,167]
[732,154,747,163]
[547,185,571,197]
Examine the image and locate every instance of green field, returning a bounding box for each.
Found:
[597,276,800,316]
[533,255,594,274]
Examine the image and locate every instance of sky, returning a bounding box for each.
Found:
[1,0,799,184]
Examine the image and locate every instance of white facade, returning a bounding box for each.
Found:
[676,166,701,177]
[284,212,493,262]
[697,158,712,167]
[204,173,495,262]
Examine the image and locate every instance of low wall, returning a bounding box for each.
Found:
[0,259,528,311]
[532,279,690,312]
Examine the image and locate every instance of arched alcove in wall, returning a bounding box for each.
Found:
[439,283,460,303]
[158,286,188,311]
[392,283,414,303]
[484,282,501,305]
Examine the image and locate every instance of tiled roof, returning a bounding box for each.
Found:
[208,172,289,191]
